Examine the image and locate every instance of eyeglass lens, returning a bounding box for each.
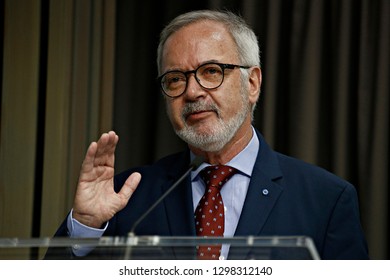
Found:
[161,63,224,97]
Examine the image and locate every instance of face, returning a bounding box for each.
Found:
[161,21,258,152]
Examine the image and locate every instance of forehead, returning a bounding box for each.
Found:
[161,20,239,71]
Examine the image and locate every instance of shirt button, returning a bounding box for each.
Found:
[262,189,269,196]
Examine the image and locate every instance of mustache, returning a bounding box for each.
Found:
[181,101,220,120]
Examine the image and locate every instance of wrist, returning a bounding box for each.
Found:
[72,211,104,229]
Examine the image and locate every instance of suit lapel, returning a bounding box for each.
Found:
[161,152,196,236]
[160,152,198,259]
[230,131,284,259]
[234,166,283,236]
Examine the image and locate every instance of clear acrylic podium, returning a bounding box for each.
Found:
[0,236,320,260]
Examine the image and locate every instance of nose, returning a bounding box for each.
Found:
[184,73,207,100]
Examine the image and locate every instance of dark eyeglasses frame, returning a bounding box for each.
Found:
[157,62,251,98]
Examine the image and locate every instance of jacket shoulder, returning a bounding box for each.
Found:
[275,151,354,193]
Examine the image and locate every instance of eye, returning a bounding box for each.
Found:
[162,72,186,89]
[199,64,223,80]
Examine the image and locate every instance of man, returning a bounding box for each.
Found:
[50,10,368,260]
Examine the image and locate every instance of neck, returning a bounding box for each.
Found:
[190,118,253,165]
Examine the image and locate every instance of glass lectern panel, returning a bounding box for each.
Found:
[0,236,320,260]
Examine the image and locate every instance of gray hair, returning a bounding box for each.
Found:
[156,10,261,75]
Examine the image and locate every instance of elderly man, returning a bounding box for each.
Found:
[51,10,368,260]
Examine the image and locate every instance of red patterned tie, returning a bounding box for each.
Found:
[194,165,237,260]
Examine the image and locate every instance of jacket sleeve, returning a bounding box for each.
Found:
[321,183,369,259]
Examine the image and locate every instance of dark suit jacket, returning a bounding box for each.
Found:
[51,130,368,260]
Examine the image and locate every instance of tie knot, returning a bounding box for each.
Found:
[200,165,237,190]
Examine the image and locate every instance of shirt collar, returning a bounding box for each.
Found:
[190,126,259,180]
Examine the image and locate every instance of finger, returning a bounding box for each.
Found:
[80,141,98,173]
[106,131,119,156]
[96,132,110,152]
[95,131,118,166]
[108,130,119,145]
[119,172,142,203]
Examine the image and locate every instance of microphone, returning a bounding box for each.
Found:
[128,156,204,236]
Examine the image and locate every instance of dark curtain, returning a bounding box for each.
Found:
[113,0,389,259]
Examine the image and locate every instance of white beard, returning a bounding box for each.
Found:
[171,87,251,152]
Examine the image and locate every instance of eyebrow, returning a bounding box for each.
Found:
[163,59,223,73]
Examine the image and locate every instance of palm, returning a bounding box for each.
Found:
[73,131,141,228]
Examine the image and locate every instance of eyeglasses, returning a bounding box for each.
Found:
[157,62,251,98]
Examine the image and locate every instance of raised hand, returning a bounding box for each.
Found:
[72,131,141,228]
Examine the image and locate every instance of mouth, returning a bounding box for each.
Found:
[185,110,215,123]
[181,101,220,125]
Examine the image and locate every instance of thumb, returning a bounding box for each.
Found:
[119,172,142,202]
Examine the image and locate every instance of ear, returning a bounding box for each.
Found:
[247,67,262,105]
